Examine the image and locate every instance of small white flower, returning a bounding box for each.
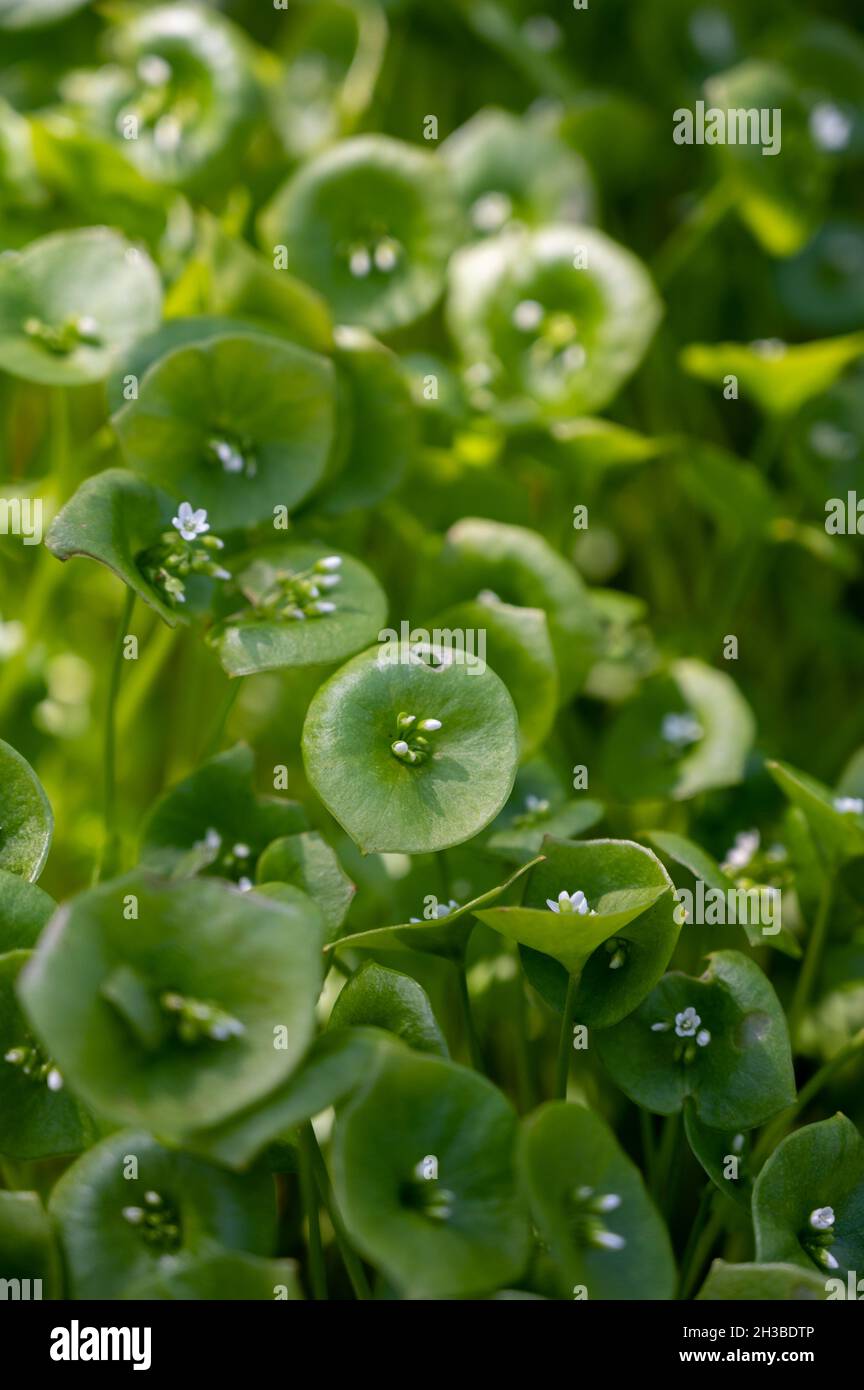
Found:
[524,794,549,814]
[308,600,336,615]
[722,829,760,872]
[675,1006,701,1038]
[418,718,442,732]
[316,556,342,572]
[392,740,410,756]
[46,1067,63,1092]
[471,191,512,233]
[696,1028,711,1048]
[122,1206,145,1225]
[809,102,853,152]
[144,1191,162,1206]
[820,1249,840,1271]
[661,712,703,746]
[76,315,99,338]
[232,843,251,859]
[834,796,864,815]
[809,1206,835,1232]
[172,502,209,541]
[651,1021,671,1032]
[590,1229,626,1251]
[349,246,372,278]
[137,54,172,87]
[594,1193,621,1212]
[547,889,590,915]
[732,1134,745,1154]
[317,573,341,589]
[374,239,399,272]
[512,299,544,332]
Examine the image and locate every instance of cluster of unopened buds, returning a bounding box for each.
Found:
[410,898,459,923]
[195,827,254,890]
[344,234,402,278]
[121,1189,181,1251]
[511,299,587,377]
[4,1040,62,1091]
[568,1185,626,1252]
[24,312,102,355]
[661,710,703,752]
[205,433,258,479]
[547,889,595,915]
[391,711,443,765]
[406,1163,455,1222]
[803,1206,840,1270]
[834,796,864,815]
[160,990,245,1045]
[255,556,342,623]
[652,1005,711,1062]
[512,793,551,828]
[139,503,230,606]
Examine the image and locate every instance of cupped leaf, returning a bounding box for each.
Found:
[519,1102,676,1299]
[0,1189,61,1296]
[207,542,388,678]
[767,759,864,867]
[604,659,755,802]
[19,872,324,1139]
[329,963,448,1057]
[697,1260,828,1301]
[140,743,306,879]
[46,468,195,627]
[0,950,91,1160]
[442,107,595,234]
[256,832,354,942]
[0,870,55,951]
[332,1047,529,1298]
[431,517,601,699]
[0,739,53,881]
[113,332,336,533]
[178,1028,393,1172]
[49,1129,276,1299]
[124,1251,302,1300]
[446,224,662,424]
[302,641,519,855]
[595,951,795,1130]
[259,135,460,334]
[683,1102,753,1210]
[753,1113,864,1278]
[477,837,679,1027]
[0,228,161,385]
[680,333,864,417]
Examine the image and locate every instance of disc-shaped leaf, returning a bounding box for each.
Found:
[124,1251,302,1300]
[257,833,354,942]
[329,963,448,1057]
[0,228,161,385]
[431,517,601,699]
[259,135,459,334]
[207,542,388,678]
[302,641,519,855]
[0,739,53,882]
[595,951,795,1130]
[49,1129,276,1299]
[767,759,864,866]
[447,225,661,423]
[683,1102,753,1209]
[697,1260,828,1301]
[332,1048,529,1298]
[519,1102,676,1299]
[486,797,604,865]
[46,469,194,627]
[604,660,755,802]
[0,870,54,951]
[0,950,91,1160]
[477,838,679,1027]
[140,743,306,880]
[0,1189,61,1296]
[19,873,324,1138]
[113,332,336,532]
[753,1114,864,1278]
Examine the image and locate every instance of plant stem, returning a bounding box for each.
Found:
[676,1181,714,1299]
[99,586,135,882]
[788,875,834,1046]
[456,964,484,1071]
[308,1130,370,1300]
[655,1111,682,1214]
[555,975,578,1099]
[752,1028,864,1170]
[202,677,243,761]
[678,1198,724,1300]
[298,1124,327,1300]
[50,386,73,499]
[653,182,734,289]
[640,1107,656,1188]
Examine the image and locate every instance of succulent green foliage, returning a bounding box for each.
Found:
[0,739,53,882]
[697,1260,828,1300]
[0,1189,62,1296]
[329,963,448,1057]
[49,1129,277,1299]
[257,832,354,942]
[681,333,864,417]
[683,1103,754,1209]
[124,1251,303,1300]
[332,1048,529,1298]
[520,1103,676,1299]
[19,873,324,1139]
[0,870,55,952]
[596,951,795,1130]
[768,759,864,866]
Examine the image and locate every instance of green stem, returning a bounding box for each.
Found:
[655,1111,682,1215]
[99,586,135,882]
[678,1202,724,1301]
[640,1107,656,1189]
[50,386,73,499]
[653,182,735,289]
[308,1130,370,1300]
[298,1124,327,1300]
[788,875,834,1046]
[202,677,243,761]
[456,965,484,1071]
[752,1028,864,1170]
[555,975,578,1100]
[676,1182,714,1299]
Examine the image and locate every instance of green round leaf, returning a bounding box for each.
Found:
[124,1250,302,1300]
[259,135,460,334]
[595,951,795,1130]
[140,743,307,879]
[697,1260,828,1301]
[446,224,661,423]
[0,739,53,881]
[332,1048,529,1298]
[329,962,448,1057]
[753,1113,864,1279]
[0,1189,61,1296]
[767,759,864,866]
[0,228,162,385]
[49,1129,276,1299]
[0,870,55,951]
[683,1102,753,1209]
[302,641,519,854]
[519,1102,676,1299]
[207,542,388,678]
[19,872,324,1139]
[256,832,354,942]
[0,950,91,1160]
[113,332,336,533]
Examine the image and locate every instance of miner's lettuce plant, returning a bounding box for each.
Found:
[1,0,864,1307]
